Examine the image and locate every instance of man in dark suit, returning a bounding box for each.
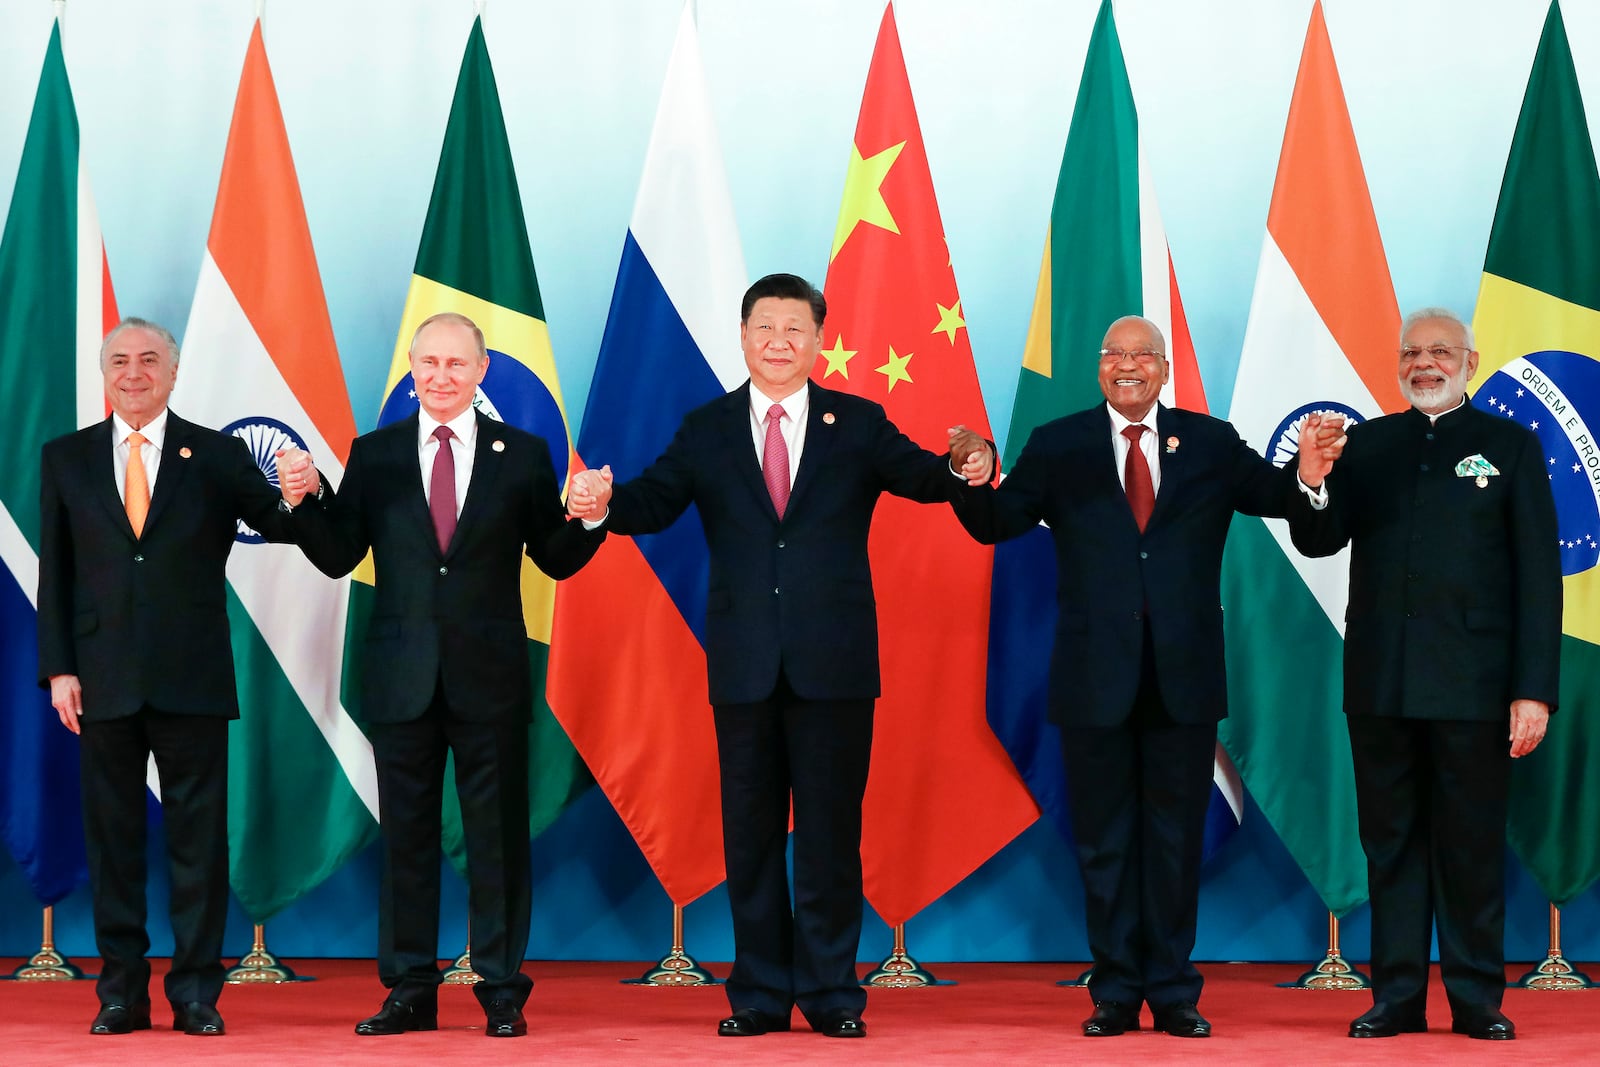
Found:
[38,317,296,1037]
[949,315,1343,1039]
[276,312,604,1038]
[565,273,990,1039]
[1288,308,1561,1042]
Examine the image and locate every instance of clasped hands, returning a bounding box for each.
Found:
[275,447,320,506]
[1297,412,1348,488]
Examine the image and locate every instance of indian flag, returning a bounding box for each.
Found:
[176,16,376,922]
[0,12,115,908]
[1471,0,1600,906]
[354,14,589,866]
[1218,0,1403,918]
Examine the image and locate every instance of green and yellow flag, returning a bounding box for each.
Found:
[1471,0,1600,906]
[346,16,589,865]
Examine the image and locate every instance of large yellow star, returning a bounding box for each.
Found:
[830,140,905,262]
[820,335,857,379]
[876,346,914,392]
[931,299,965,344]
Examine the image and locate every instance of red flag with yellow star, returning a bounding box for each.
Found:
[821,3,1038,927]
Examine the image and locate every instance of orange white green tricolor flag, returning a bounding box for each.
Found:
[177,17,377,921]
[820,2,1037,928]
[1219,0,1402,917]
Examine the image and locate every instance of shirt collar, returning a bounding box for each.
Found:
[113,408,169,449]
[1106,401,1158,437]
[751,382,810,425]
[1415,396,1468,425]
[419,406,478,449]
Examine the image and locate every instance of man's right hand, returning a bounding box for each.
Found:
[567,465,614,520]
[49,674,83,734]
[275,447,320,506]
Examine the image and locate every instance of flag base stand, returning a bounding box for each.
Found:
[1280,914,1370,989]
[1056,966,1093,987]
[442,943,482,985]
[7,907,93,981]
[622,905,720,985]
[862,924,953,987]
[226,924,310,983]
[1511,905,1594,989]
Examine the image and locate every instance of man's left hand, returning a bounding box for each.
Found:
[1509,698,1550,758]
[948,425,994,486]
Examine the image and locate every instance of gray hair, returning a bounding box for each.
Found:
[100,317,180,367]
[1400,307,1475,350]
[410,312,487,361]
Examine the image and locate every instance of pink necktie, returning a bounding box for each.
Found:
[430,425,457,551]
[763,404,790,519]
[1122,424,1154,532]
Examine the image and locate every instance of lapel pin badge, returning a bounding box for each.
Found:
[823,412,836,425]
[179,446,192,459]
[491,439,505,452]
[1476,474,1488,488]
[1165,436,1179,454]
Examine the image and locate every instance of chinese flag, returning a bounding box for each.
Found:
[820,3,1038,927]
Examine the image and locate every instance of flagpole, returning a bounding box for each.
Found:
[1282,912,1370,989]
[1512,903,1595,989]
[225,922,310,983]
[622,903,719,986]
[863,922,950,988]
[8,906,91,980]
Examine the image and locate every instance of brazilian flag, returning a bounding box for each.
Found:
[343,16,590,867]
[1471,0,1600,905]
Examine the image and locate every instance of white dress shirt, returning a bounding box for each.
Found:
[418,407,479,517]
[750,383,809,488]
[112,408,169,502]
[1106,402,1162,497]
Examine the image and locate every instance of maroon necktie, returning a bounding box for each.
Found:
[430,425,457,551]
[763,404,790,519]
[1122,424,1154,532]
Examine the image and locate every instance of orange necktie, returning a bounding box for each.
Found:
[126,431,150,538]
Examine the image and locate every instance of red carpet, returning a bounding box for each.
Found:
[2,959,1594,1064]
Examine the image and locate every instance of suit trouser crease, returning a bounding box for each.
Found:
[370,690,534,1008]
[1348,716,1509,1013]
[713,685,873,1022]
[81,709,229,1008]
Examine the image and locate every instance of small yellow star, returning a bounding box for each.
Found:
[830,140,905,262]
[876,346,914,392]
[820,336,857,380]
[931,299,965,344]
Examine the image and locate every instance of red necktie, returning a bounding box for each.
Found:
[763,404,790,519]
[430,425,457,551]
[1122,424,1154,532]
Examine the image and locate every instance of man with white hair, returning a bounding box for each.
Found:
[1288,307,1562,1041]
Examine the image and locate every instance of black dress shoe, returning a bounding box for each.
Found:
[173,1001,225,1036]
[1349,1002,1427,1038]
[717,1009,791,1036]
[1082,1001,1140,1037]
[1152,1001,1211,1038]
[484,999,527,1038]
[90,1003,151,1035]
[355,998,439,1036]
[815,1012,866,1038]
[1452,1007,1515,1040]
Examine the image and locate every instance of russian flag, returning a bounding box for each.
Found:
[547,0,746,907]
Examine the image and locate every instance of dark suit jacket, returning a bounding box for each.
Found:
[37,411,292,720]
[292,411,604,724]
[603,381,964,706]
[952,403,1297,727]
[1287,402,1562,720]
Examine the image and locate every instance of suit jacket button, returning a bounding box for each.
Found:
[439,566,448,575]
[133,554,144,563]
[1139,550,1149,560]
[773,587,780,596]
[777,540,786,549]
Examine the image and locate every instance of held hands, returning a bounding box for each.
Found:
[948,425,995,486]
[1297,412,1348,488]
[274,447,320,506]
[1509,699,1549,758]
[567,464,614,520]
[49,674,83,734]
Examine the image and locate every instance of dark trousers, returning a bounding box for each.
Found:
[1060,640,1215,1011]
[713,675,873,1024]
[79,708,229,1009]
[368,681,533,1010]
[1347,716,1510,1014]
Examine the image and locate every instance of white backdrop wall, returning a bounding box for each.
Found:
[4,0,1599,964]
